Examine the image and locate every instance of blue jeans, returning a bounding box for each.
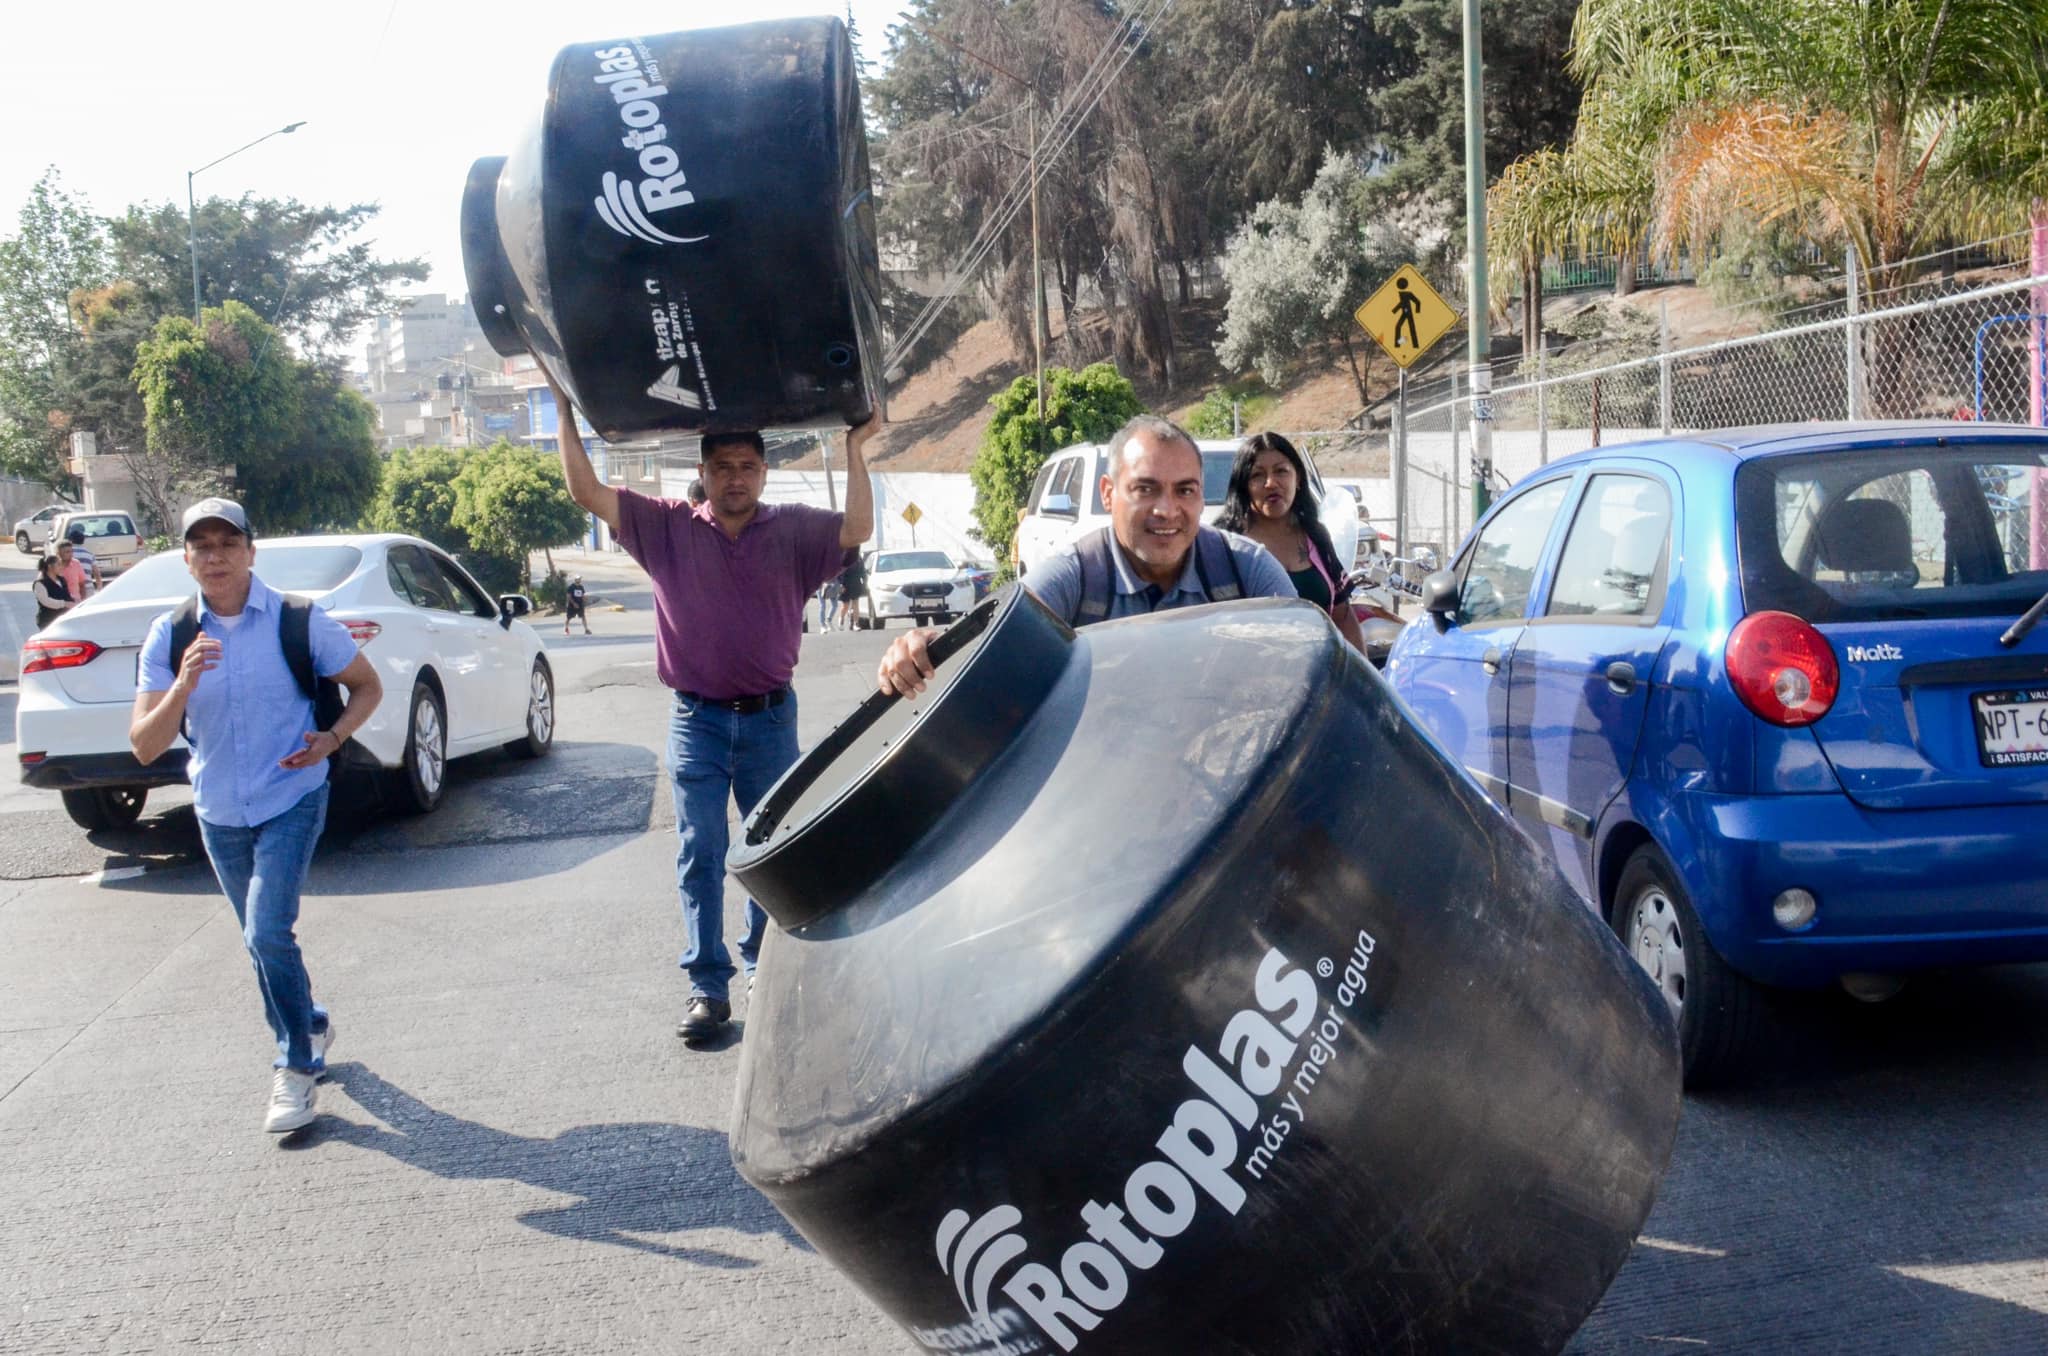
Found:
[197,783,331,1073]
[668,690,801,1001]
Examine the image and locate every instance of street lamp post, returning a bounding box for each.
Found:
[187,121,307,319]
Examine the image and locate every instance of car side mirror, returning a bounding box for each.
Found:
[1420,570,1461,630]
[1041,492,1076,519]
[498,594,532,627]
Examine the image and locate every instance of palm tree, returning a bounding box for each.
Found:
[1501,0,2048,295]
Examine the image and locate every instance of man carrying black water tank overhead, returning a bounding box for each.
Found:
[548,373,881,1044]
[876,415,1293,697]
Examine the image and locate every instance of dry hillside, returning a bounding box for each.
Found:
[779,284,1762,475]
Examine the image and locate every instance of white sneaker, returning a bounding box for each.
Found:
[265,1069,319,1133]
[310,1020,336,1080]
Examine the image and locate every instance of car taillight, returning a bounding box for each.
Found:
[135,536,146,552]
[1726,611,1838,727]
[342,620,382,645]
[21,638,103,675]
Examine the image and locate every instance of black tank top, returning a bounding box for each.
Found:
[1288,564,1331,610]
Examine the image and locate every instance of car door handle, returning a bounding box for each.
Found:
[1605,661,1636,695]
[1482,646,1503,676]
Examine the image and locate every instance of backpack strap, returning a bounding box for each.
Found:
[1071,527,1118,627]
[1191,526,1245,603]
[279,596,319,704]
[158,596,204,743]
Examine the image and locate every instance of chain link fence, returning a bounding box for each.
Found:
[1387,271,2048,560]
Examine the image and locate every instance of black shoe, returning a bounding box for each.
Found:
[677,996,731,1041]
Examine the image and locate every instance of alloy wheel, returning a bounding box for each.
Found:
[528,666,554,744]
[413,695,445,797]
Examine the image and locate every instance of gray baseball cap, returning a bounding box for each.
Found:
[181,497,252,540]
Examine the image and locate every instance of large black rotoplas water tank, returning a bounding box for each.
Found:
[728,588,1682,1355]
[461,18,883,438]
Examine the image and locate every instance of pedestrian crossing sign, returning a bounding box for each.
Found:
[1355,265,1459,369]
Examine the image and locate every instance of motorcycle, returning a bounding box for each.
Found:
[1338,548,1438,669]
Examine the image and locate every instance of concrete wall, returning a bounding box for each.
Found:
[658,469,993,565]
[2,476,69,539]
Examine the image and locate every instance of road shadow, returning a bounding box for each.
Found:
[1570,964,2048,1352]
[302,1062,806,1266]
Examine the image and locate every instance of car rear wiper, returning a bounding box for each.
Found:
[2000,588,2048,648]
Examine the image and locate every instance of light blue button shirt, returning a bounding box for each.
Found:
[138,576,360,829]
[1023,528,1295,624]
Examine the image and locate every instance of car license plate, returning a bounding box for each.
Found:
[912,599,945,612]
[1973,687,2048,766]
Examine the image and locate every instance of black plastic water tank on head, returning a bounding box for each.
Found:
[460,18,884,438]
[728,587,1683,1356]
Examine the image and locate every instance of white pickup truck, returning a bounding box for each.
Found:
[1014,439,1360,578]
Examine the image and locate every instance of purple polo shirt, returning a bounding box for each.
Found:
[615,489,846,699]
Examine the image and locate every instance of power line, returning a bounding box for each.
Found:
[882,0,1176,371]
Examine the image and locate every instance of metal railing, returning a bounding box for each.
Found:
[1386,271,2048,558]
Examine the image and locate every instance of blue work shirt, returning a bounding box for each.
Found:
[1024,528,1295,623]
[138,575,360,829]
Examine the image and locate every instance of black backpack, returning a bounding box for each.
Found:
[162,595,348,774]
[1068,525,1245,627]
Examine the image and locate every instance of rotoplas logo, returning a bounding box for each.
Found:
[590,42,706,245]
[931,947,1319,1352]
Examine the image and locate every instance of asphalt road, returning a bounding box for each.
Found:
[2,546,2045,1353]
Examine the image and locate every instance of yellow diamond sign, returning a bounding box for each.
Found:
[901,502,923,527]
[1355,265,1459,369]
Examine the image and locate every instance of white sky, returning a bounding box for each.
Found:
[1,1,912,345]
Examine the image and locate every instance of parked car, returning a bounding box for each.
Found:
[861,548,979,627]
[1385,423,2048,1084]
[1014,439,1360,578]
[49,509,148,576]
[16,534,554,830]
[14,504,77,555]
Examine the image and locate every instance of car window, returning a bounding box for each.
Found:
[85,544,363,604]
[387,545,458,611]
[1044,458,1081,516]
[427,550,496,616]
[876,551,953,571]
[1457,478,1572,625]
[1026,461,1058,512]
[1545,475,1673,621]
[1737,445,2048,621]
[65,514,135,538]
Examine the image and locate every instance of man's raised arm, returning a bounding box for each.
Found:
[546,372,620,532]
[839,409,880,549]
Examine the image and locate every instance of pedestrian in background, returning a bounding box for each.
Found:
[55,539,89,602]
[64,526,102,597]
[129,498,384,1134]
[818,574,841,631]
[835,549,867,631]
[31,554,74,629]
[564,575,590,636]
[549,374,880,1044]
[1216,431,1368,653]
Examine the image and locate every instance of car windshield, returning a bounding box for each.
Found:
[875,551,953,572]
[70,515,135,538]
[1736,443,2048,623]
[88,544,366,604]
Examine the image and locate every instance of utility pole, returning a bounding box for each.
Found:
[1462,0,1493,519]
[1030,104,1045,430]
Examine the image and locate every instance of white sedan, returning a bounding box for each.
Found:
[15,534,554,830]
[860,549,979,628]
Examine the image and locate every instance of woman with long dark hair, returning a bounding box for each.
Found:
[32,553,74,630]
[1217,431,1368,652]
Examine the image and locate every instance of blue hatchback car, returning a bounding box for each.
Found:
[1386,423,2048,1083]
